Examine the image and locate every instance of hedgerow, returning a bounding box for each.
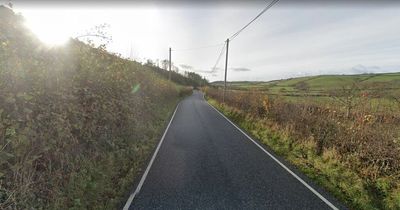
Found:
[0,7,191,209]
[205,87,400,209]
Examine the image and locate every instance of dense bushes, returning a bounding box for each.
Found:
[0,7,191,209]
[205,87,400,209]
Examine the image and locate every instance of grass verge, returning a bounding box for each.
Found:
[207,98,400,210]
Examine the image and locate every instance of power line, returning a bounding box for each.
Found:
[207,0,279,77]
[170,0,279,81]
[171,42,225,74]
[211,42,227,73]
[229,0,280,41]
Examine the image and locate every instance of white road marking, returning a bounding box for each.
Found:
[123,103,180,210]
[205,96,339,210]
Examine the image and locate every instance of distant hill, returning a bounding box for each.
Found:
[211,72,400,96]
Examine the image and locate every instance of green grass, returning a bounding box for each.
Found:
[211,72,400,111]
[362,73,400,83]
[280,95,399,113]
[273,76,315,86]
[306,75,363,89]
[212,72,400,92]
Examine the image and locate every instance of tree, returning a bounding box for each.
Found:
[330,82,361,119]
[161,59,168,70]
[295,81,309,92]
[74,23,112,50]
[145,59,155,67]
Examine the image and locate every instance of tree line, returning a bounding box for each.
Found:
[144,59,208,88]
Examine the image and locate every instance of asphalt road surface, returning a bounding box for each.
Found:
[126,91,345,210]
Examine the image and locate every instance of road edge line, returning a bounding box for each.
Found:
[122,103,180,210]
[204,96,339,210]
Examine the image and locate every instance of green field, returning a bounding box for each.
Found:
[212,73,400,112]
[213,73,400,93]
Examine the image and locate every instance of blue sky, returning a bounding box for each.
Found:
[11,1,400,81]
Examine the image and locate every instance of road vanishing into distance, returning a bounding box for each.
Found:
[125,91,346,210]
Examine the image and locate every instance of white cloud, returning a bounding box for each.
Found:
[13,4,400,81]
[231,67,251,72]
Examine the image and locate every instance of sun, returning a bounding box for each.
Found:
[16,6,163,54]
[20,8,72,46]
[25,21,70,46]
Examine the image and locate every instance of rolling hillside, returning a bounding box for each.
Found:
[212,73,400,96]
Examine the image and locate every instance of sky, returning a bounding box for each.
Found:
[7,0,400,82]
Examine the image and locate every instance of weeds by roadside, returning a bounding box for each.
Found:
[205,87,400,209]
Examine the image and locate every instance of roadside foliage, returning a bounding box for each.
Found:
[205,86,400,210]
[0,7,193,209]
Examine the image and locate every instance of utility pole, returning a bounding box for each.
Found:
[223,38,229,103]
[169,47,172,81]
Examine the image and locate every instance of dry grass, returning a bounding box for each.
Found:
[205,87,400,209]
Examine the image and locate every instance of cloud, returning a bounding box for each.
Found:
[179,64,193,70]
[20,5,399,82]
[211,67,222,72]
[192,67,221,74]
[351,65,381,74]
[231,67,251,72]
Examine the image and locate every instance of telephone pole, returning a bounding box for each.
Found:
[223,38,229,103]
[169,47,172,81]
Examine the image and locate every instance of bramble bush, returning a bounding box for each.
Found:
[0,7,192,209]
[205,86,400,209]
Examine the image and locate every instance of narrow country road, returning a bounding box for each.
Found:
[126,91,345,210]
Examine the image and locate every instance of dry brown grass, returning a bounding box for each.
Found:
[205,86,400,209]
